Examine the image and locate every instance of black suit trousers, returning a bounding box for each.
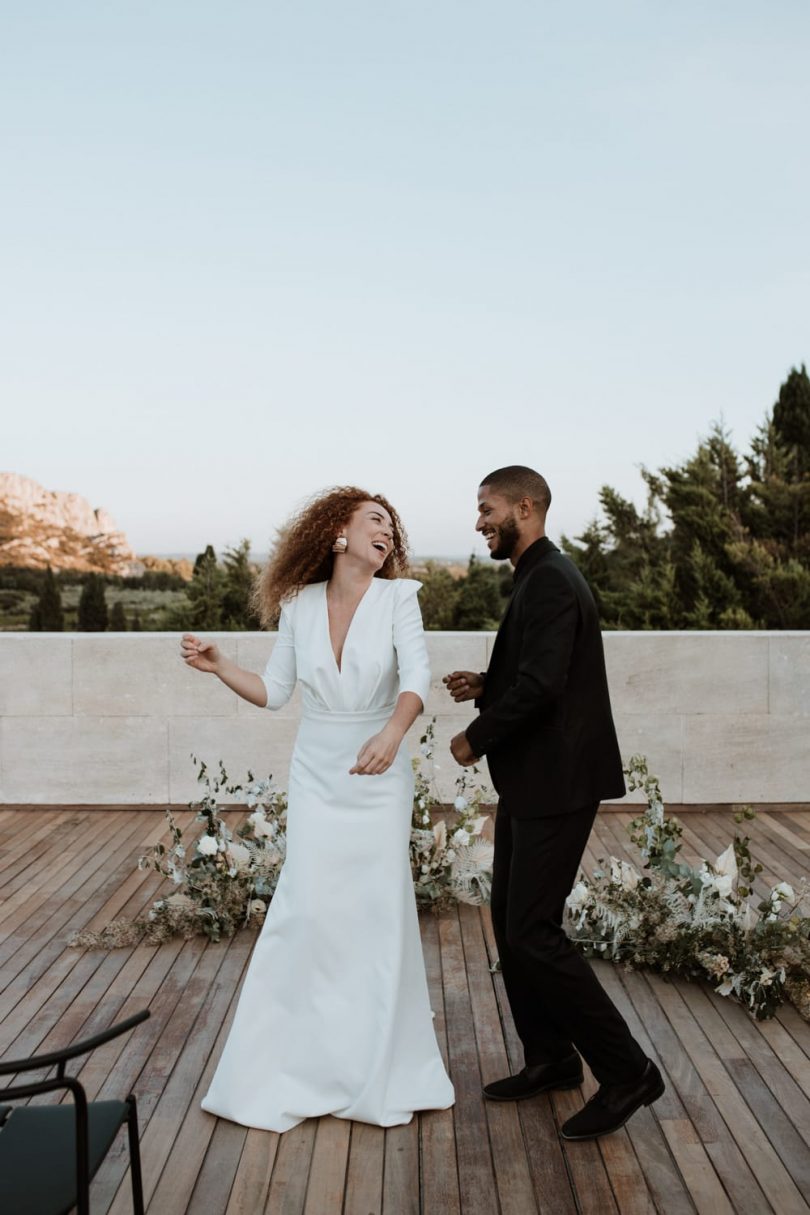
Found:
[491,804,646,1087]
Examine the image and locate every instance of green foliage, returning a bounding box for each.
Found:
[185,544,225,630]
[453,555,505,629]
[77,574,109,631]
[221,539,261,629]
[36,567,65,631]
[110,600,128,631]
[418,561,461,630]
[564,366,810,628]
[568,756,810,1020]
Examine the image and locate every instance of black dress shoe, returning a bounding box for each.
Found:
[560,1059,665,1140]
[483,1053,583,1101]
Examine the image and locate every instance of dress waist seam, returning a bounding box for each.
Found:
[301,704,396,724]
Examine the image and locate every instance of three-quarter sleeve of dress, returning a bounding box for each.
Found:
[393,579,430,711]
[261,600,298,710]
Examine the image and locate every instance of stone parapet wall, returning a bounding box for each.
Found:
[1,632,807,806]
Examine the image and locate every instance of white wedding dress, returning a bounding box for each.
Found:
[201,577,455,1132]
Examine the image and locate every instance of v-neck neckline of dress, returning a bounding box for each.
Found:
[324,578,376,675]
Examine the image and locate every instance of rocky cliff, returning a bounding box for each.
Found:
[0,472,142,575]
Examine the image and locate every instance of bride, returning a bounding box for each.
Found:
[180,486,454,1132]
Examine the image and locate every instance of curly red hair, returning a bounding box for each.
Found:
[252,486,411,627]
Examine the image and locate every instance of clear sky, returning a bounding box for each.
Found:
[2,1,808,560]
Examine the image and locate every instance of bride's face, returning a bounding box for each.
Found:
[342,501,394,571]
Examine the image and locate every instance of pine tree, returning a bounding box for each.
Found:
[77,574,109,631]
[110,600,128,631]
[563,367,810,629]
[186,545,224,630]
[221,539,260,629]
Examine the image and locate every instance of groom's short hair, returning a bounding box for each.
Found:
[480,465,551,517]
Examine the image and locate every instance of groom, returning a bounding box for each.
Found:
[444,465,664,1140]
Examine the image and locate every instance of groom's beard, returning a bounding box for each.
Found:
[489,515,520,560]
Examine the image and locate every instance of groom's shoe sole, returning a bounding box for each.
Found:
[483,1077,582,1102]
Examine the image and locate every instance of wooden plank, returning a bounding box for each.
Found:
[343,1122,384,1215]
[618,970,771,1215]
[126,935,257,1215]
[186,1117,249,1215]
[264,1119,318,1214]
[698,985,810,1149]
[647,974,808,1214]
[597,963,699,1215]
[418,912,460,1215]
[479,906,578,1215]
[0,811,150,988]
[438,909,499,1214]
[0,808,84,883]
[0,810,131,947]
[303,1116,351,1214]
[225,1127,280,1215]
[458,904,538,1215]
[383,1121,419,1215]
[659,1120,735,1215]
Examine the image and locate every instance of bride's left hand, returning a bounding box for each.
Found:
[350,725,403,775]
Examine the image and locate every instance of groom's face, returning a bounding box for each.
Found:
[476,485,521,561]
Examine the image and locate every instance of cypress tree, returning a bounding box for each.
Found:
[110,600,128,631]
[77,574,109,632]
[132,611,143,631]
[38,566,64,631]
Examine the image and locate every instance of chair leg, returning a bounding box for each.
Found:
[126,1093,145,1215]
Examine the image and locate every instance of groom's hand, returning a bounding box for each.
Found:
[450,731,478,767]
[443,670,485,703]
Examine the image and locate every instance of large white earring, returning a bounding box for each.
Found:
[332,535,348,553]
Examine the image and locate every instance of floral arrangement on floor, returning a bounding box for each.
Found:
[69,759,289,947]
[565,756,810,1020]
[68,719,495,948]
[410,719,494,911]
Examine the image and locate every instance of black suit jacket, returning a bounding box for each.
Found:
[464,537,625,816]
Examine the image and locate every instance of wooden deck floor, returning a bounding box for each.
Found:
[1,805,809,1215]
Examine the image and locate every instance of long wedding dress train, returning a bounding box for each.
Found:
[200,578,454,1132]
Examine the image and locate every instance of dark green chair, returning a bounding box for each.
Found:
[0,1008,150,1215]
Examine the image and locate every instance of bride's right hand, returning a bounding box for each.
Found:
[181,633,222,674]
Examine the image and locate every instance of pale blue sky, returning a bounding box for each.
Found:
[2,1,808,558]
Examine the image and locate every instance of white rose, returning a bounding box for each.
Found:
[248,812,274,839]
[227,843,251,872]
[566,881,589,912]
[772,881,795,903]
[452,828,470,847]
[197,835,218,857]
[446,849,456,862]
[454,796,468,812]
